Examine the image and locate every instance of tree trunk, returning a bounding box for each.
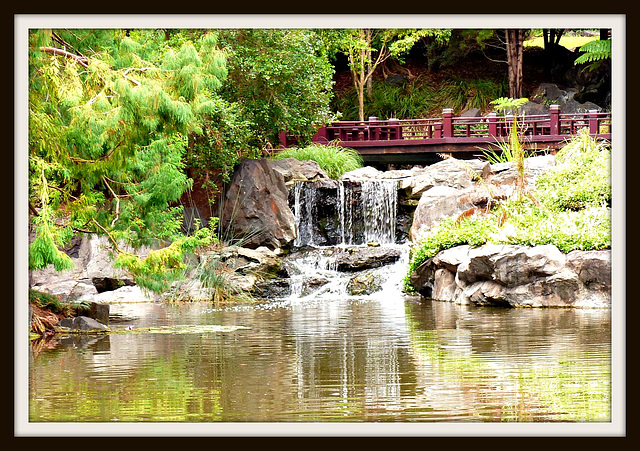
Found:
[542,29,564,80]
[352,54,366,122]
[365,29,373,98]
[505,29,524,99]
[357,83,365,122]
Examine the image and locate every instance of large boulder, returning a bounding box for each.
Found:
[331,246,403,272]
[220,159,297,250]
[409,186,476,242]
[408,244,610,308]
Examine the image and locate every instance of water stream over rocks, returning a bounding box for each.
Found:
[286,177,407,302]
[292,178,399,248]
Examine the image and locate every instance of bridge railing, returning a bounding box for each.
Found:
[280,105,611,148]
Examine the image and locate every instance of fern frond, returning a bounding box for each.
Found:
[575,40,611,65]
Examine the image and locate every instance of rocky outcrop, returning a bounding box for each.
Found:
[331,246,403,272]
[30,235,152,304]
[409,155,556,242]
[270,158,330,187]
[220,158,297,250]
[56,316,110,333]
[409,244,610,308]
[525,82,606,114]
[166,245,284,302]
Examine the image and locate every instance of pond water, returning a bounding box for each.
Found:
[28,290,611,425]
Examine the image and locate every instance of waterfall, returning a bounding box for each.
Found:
[359,180,397,245]
[293,178,398,248]
[293,181,317,248]
[285,177,404,301]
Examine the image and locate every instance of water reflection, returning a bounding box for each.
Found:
[29,297,611,423]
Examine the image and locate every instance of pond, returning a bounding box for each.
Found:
[28,292,611,428]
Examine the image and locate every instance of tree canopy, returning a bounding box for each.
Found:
[29,30,227,268]
[28,28,339,289]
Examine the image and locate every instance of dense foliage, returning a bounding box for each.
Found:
[27,27,612,297]
[218,29,336,148]
[332,77,506,120]
[29,30,228,275]
[28,28,337,291]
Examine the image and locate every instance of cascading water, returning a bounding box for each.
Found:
[357,180,397,245]
[293,181,318,248]
[286,178,408,301]
[293,179,399,248]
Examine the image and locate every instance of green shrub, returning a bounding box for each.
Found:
[271,143,364,179]
[502,204,610,253]
[536,129,611,211]
[114,224,217,293]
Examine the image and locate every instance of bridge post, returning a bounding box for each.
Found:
[311,126,328,144]
[278,131,289,148]
[488,112,497,137]
[442,108,453,138]
[588,109,599,136]
[550,104,560,135]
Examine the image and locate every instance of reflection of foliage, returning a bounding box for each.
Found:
[30,353,224,421]
[404,312,610,422]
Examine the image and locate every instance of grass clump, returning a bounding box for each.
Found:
[405,130,611,291]
[29,289,72,316]
[272,143,364,179]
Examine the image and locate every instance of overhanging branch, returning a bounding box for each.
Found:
[39,46,89,68]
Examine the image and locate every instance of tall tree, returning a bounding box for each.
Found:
[505,29,525,99]
[218,29,336,148]
[336,29,434,121]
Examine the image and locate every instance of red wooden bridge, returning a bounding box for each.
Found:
[280,105,612,165]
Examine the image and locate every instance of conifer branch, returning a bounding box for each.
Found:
[67,141,123,164]
[102,176,120,228]
[39,46,89,68]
